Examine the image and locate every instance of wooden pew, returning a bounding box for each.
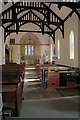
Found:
[0,64,25,117]
[35,64,57,80]
[35,64,69,88]
[47,71,76,88]
[0,84,22,117]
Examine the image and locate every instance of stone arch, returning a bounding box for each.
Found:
[20,32,40,64]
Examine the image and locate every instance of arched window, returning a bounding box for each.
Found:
[28,45,31,55]
[25,45,27,55]
[70,31,74,59]
[50,44,53,62]
[57,40,60,59]
[31,46,34,55]
[25,45,34,56]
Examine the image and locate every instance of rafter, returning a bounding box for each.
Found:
[4,10,55,43]
[1,2,63,26]
[63,10,74,22]
[49,3,52,8]
[0,2,65,44]
[3,2,8,5]
[48,2,80,19]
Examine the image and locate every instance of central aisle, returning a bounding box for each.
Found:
[22,65,61,101]
[20,65,79,118]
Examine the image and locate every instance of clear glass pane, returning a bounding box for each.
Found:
[70,31,74,59]
[58,40,60,59]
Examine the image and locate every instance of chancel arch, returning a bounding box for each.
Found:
[20,32,40,64]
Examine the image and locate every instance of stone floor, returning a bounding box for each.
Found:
[20,65,80,118]
[23,65,79,101]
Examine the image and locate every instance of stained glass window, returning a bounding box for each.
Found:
[57,40,60,59]
[25,44,34,56]
[70,31,74,59]
[25,45,27,55]
[28,45,31,55]
[32,46,34,55]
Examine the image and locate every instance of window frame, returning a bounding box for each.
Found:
[69,31,74,59]
[25,44,34,56]
[57,39,60,59]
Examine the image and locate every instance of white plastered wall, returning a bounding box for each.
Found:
[1,12,79,66]
[6,23,51,64]
[0,2,9,65]
[0,27,3,65]
[0,27,5,65]
[78,19,80,67]
[55,13,78,67]
[6,34,21,64]
[0,2,3,65]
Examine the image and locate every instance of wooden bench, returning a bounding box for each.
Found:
[0,64,25,117]
[47,71,76,88]
[35,64,69,88]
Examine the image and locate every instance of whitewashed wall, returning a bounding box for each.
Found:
[0,26,3,65]
[55,13,78,67]
[78,19,80,67]
[6,23,51,64]
[1,3,80,66]
[0,26,5,65]
[0,2,2,65]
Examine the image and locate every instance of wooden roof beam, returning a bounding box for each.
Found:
[48,2,80,20]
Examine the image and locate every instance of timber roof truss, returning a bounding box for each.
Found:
[0,1,80,43]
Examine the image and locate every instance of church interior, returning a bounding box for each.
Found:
[0,0,80,119]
